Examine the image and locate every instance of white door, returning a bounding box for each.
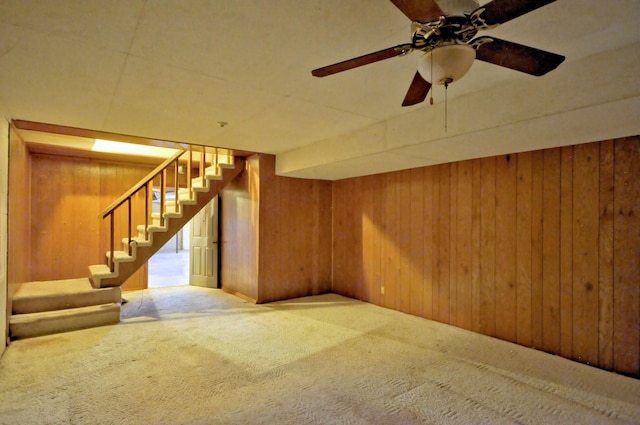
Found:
[189,196,218,287]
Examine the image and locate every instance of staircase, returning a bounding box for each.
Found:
[9,146,245,339]
[9,279,121,339]
[89,148,243,288]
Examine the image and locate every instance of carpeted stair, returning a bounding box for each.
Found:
[9,278,121,339]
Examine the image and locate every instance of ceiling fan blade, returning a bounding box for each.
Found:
[312,44,412,77]
[402,72,432,106]
[389,0,444,22]
[473,36,565,76]
[477,0,557,26]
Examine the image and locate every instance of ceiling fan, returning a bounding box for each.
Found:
[312,0,565,106]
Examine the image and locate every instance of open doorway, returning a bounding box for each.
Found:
[148,226,190,288]
[147,196,219,289]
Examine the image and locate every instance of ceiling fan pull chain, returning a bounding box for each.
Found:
[444,80,449,132]
[430,51,434,105]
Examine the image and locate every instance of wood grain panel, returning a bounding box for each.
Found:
[422,167,435,320]
[239,154,332,304]
[479,157,496,336]
[449,163,458,326]
[7,128,31,341]
[409,168,424,317]
[612,138,640,376]
[397,170,412,314]
[383,172,398,310]
[542,149,561,353]
[516,151,533,346]
[436,164,451,324]
[495,154,517,342]
[361,175,375,303]
[455,160,473,331]
[221,155,260,301]
[598,140,615,370]
[530,150,544,349]
[28,153,154,288]
[559,146,574,359]
[368,174,384,306]
[470,159,482,333]
[572,142,600,366]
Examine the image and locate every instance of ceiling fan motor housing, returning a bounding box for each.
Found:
[435,0,480,17]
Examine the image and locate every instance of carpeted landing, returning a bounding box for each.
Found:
[0,286,638,424]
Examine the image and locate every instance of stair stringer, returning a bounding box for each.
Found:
[89,157,244,288]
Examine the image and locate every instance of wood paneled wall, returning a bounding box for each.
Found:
[258,155,332,303]
[332,137,640,377]
[221,154,332,303]
[221,155,260,301]
[8,127,31,286]
[29,153,155,290]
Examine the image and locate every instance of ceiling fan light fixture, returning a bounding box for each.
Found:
[417,44,476,85]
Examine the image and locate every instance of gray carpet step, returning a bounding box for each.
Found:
[12,278,121,314]
[10,303,121,340]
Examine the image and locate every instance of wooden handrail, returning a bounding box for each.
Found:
[99,144,232,276]
[100,149,185,218]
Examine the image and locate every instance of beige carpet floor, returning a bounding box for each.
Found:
[0,286,639,424]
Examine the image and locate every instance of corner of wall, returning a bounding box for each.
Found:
[0,115,9,354]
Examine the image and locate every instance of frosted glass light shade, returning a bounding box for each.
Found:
[417,44,476,85]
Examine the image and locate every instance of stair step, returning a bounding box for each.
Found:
[11,278,121,314]
[10,303,121,339]
[89,264,114,277]
[106,250,134,262]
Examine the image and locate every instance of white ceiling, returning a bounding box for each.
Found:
[1,0,639,180]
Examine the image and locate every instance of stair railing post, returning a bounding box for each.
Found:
[200,145,206,178]
[174,159,179,213]
[127,197,132,256]
[144,183,149,240]
[187,146,192,198]
[109,211,115,273]
[160,169,166,227]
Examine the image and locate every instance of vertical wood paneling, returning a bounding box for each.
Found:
[495,155,517,342]
[542,149,561,353]
[479,157,496,336]
[455,160,473,331]
[257,154,332,303]
[397,170,412,314]
[331,179,347,296]
[331,136,640,377]
[409,168,424,317]
[72,159,100,274]
[449,163,458,326]
[612,138,640,376]
[31,156,56,278]
[370,174,383,307]
[8,127,32,285]
[531,150,544,349]
[436,165,451,324]
[362,175,375,303]
[430,168,440,320]
[516,151,533,347]
[560,146,574,359]
[470,159,482,333]
[221,155,260,301]
[422,167,434,320]
[598,140,615,370]
[383,172,397,310]
[29,154,154,287]
[351,177,365,300]
[572,142,600,366]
